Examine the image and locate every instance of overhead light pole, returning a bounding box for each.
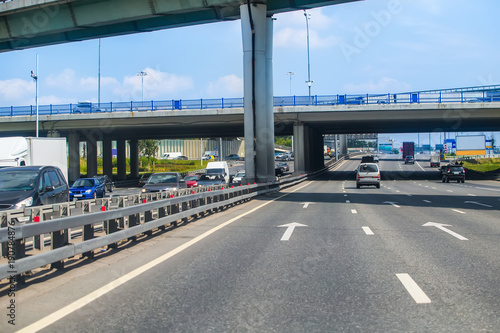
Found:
[98,39,101,106]
[286,71,295,96]
[304,10,313,103]
[31,54,39,137]
[137,71,148,104]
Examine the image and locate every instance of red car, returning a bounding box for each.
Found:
[183,175,200,188]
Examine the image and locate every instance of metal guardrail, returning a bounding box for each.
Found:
[0,157,347,283]
[1,85,500,117]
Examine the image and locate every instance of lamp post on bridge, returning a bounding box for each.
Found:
[137,71,148,105]
[304,10,313,103]
[286,71,295,96]
[31,53,39,138]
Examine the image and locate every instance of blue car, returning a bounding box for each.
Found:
[69,178,104,200]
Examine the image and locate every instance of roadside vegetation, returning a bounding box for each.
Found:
[462,157,500,173]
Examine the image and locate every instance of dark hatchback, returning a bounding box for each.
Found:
[0,166,69,211]
[442,164,465,183]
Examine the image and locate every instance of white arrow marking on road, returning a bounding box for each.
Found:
[464,201,492,208]
[300,202,314,208]
[278,222,307,241]
[423,222,468,240]
[383,201,400,208]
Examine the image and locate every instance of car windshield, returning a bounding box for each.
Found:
[148,174,177,184]
[73,179,95,187]
[201,174,222,180]
[184,176,198,181]
[0,170,39,191]
[235,172,245,177]
[359,164,378,172]
[206,168,224,175]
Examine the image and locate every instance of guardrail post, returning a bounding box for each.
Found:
[31,208,44,250]
[144,207,154,236]
[181,201,189,224]
[51,209,69,270]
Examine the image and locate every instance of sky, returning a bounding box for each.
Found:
[0,0,499,144]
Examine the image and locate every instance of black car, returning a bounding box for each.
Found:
[405,155,415,164]
[94,175,114,193]
[198,173,226,186]
[0,166,69,211]
[139,173,153,187]
[442,164,465,183]
[225,154,241,161]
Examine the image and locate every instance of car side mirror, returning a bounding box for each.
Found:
[45,185,55,192]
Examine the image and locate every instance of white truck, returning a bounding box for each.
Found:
[206,161,229,183]
[162,152,183,159]
[0,137,68,181]
[430,154,440,167]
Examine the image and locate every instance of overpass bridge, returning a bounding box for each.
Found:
[1,85,500,182]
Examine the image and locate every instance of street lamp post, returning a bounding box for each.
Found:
[286,71,295,96]
[137,71,148,104]
[304,10,313,103]
[31,54,39,137]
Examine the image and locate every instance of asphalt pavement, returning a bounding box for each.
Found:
[3,155,499,332]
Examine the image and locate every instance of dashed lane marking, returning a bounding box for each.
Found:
[396,273,431,304]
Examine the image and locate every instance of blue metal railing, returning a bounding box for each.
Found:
[1,85,499,117]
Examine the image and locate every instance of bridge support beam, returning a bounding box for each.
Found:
[86,136,98,177]
[130,139,139,179]
[293,123,324,174]
[103,137,113,177]
[67,132,80,182]
[117,139,127,180]
[339,134,348,156]
[241,2,275,183]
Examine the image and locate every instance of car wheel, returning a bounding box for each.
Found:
[110,185,113,192]
[356,183,360,189]
[457,180,460,183]
[442,177,445,183]
[446,178,449,183]
[462,179,465,183]
[376,184,380,189]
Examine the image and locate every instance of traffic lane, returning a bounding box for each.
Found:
[344,182,500,331]
[36,178,438,332]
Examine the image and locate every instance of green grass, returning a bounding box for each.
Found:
[462,158,500,173]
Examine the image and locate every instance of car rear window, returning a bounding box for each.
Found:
[449,166,463,171]
[359,164,378,172]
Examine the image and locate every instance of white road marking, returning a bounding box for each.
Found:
[446,190,453,192]
[383,201,400,208]
[415,161,426,172]
[467,194,477,197]
[278,222,308,241]
[452,209,466,214]
[344,194,348,197]
[423,200,431,203]
[475,186,500,192]
[346,200,351,203]
[396,273,431,304]
[406,194,412,197]
[362,226,374,235]
[351,209,357,214]
[301,202,314,208]
[431,187,436,190]
[17,181,314,333]
[423,222,468,240]
[396,190,400,193]
[464,201,493,208]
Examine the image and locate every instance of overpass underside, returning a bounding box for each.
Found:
[0,0,359,52]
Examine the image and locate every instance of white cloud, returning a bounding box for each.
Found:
[80,76,118,90]
[113,68,193,101]
[274,27,339,49]
[206,75,243,98]
[0,78,34,104]
[45,68,77,89]
[343,77,411,94]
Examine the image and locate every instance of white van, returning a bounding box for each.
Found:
[206,161,229,183]
[163,152,183,159]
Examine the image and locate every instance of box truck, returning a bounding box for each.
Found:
[0,137,68,181]
[402,142,415,159]
[430,154,440,167]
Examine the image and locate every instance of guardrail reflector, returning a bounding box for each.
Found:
[142,199,147,204]
[34,216,40,223]
[101,206,106,211]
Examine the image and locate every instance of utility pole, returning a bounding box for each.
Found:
[286,71,295,96]
[304,10,313,103]
[31,54,39,137]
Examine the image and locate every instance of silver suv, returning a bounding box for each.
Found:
[356,163,381,189]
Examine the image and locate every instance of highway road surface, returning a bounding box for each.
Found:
[2,155,499,332]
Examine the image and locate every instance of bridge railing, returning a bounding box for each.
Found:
[1,86,500,117]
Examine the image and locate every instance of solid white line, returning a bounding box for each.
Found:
[362,226,374,235]
[351,209,357,214]
[447,190,453,192]
[452,209,466,214]
[415,161,426,172]
[17,181,313,333]
[396,273,431,304]
[467,194,477,196]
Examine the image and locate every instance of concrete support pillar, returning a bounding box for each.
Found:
[102,137,113,177]
[117,139,127,180]
[129,139,139,179]
[339,134,348,155]
[293,123,306,174]
[67,132,80,182]
[241,2,275,183]
[86,136,98,177]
